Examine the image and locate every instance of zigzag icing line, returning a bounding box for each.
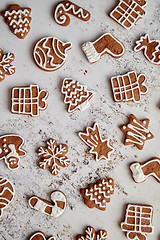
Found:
[5,9,30,17]
[102,179,114,191]
[14,27,29,34]
[85,189,106,208]
[10,18,29,26]
[42,38,57,67]
[94,185,111,199]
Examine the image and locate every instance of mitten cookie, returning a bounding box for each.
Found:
[33,37,72,71]
[111,71,148,102]
[1,4,31,39]
[0,134,26,169]
[54,1,91,26]
[0,48,15,82]
[76,226,108,240]
[11,85,48,117]
[79,123,114,162]
[120,114,154,150]
[130,157,160,183]
[37,138,70,176]
[80,178,114,211]
[110,0,147,30]
[29,232,55,240]
[121,204,154,240]
[61,78,94,113]
[82,33,125,63]
[0,176,14,217]
[134,34,160,65]
[29,190,67,218]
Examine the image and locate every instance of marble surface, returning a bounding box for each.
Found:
[0,0,160,239]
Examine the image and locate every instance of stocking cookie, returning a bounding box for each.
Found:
[79,123,114,162]
[110,0,147,30]
[11,85,48,117]
[130,157,160,183]
[111,71,148,103]
[134,34,160,65]
[33,37,72,71]
[120,114,154,150]
[37,138,70,176]
[121,204,154,240]
[61,78,94,113]
[0,134,26,170]
[29,190,67,218]
[1,4,31,39]
[80,178,114,211]
[76,226,108,240]
[54,1,91,26]
[0,48,15,82]
[29,232,55,240]
[82,33,125,63]
[0,176,15,217]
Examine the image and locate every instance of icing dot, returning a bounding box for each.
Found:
[67,88,70,91]
[147,133,151,138]
[59,10,63,14]
[8,17,11,20]
[13,25,16,28]
[90,189,93,192]
[107,190,110,194]
[78,14,81,18]
[18,14,22,19]
[109,179,112,183]
[19,24,22,27]
[123,126,126,129]
[25,23,28,27]
[14,15,17,19]
[103,187,106,190]
[99,184,102,187]
[72,85,75,88]
[98,196,101,199]
[66,3,69,6]
[143,120,146,125]
[3,138,6,142]
[21,33,24,36]
[5,149,8,153]
[94,192,97,195]
[3,144,7,148]
[102,200,105,203]
[73,96,76,99]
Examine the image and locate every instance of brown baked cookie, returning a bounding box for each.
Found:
[80,178,114,211]
[0,48,15,82]
[130,157,160,183]
[54,1,91,26]
[76,226,108,240]
[29,232,55,240]
[121,203,154,240]
[120,114,154,150]
[1,4,31,39]
[82,33,125,63]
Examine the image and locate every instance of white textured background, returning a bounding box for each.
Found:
[0,0,160,239]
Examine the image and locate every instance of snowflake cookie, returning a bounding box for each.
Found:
[29,232,55,240]
[76,226,108,240]
[37,138,70,176]
[0,48,15,82]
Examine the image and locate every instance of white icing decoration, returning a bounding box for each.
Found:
[0,148,2,154]
[0,51,15,79]
[29,232,55,240]
[82,33,125,63]
[111,71,148,102]
[110,0,147,30]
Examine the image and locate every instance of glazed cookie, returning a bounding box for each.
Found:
[0,134,26,170]
[82,33,125,63]
[121,204,154,240]
[111,71,148,102]
[61,78,94,113]
[29,232,55,240]
[80,178,114,211]
[0,48,15,82]
[1,4,31,39]
[130,157,160,183]
[11,85,48,117]
[54,1,91,26]
[79,123,114,162]
[120,114,154,150]
[33,37,72,71]
[134,34,160,65]
[37,138,70,176]
[0,176,15,217]
[110,0,147,30]
[29,190,67,218]
[76,226,108,240]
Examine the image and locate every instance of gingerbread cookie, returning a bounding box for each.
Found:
[82,33,125,63]
[11,84,48,117]
[61,78,94,113]
[79,123,114,162]
[1,4,31,39]
[29,232,55,240]
[29,190,67,218]
[37,138,70,176]
[0,176,15,217]
[33,37,72,71]
[130,157,160,183]
[54,1,91,26]
[111,71,148,103]
[121,204,154,240]
[134,34,160,65]
[120,114,154,150]
[0,48,15,82]
[0,134,26,170]
[110,0,147,30]
[76,226,108,240]
[80,178,114,211]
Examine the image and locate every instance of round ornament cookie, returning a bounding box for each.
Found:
[33,37,72,71]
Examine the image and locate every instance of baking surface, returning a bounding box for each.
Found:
[0,0,160,239]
